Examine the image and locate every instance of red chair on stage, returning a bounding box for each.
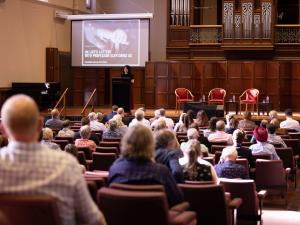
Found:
[175,88,194,111]
[208,88,226,105]
[239,88,259,114]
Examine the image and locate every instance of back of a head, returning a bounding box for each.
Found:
[81,117,90,126]
[88,112,96,121]
[221,146,238,161]
[216,120,225,131]
[260,119,269,128]
[243,111,252,120]
[285,108,293,117]
[270,118,280,129]
[108,119,118,130]
[80,125,91,139]
[121,124,154,160]
[154,129,176,149]
[117,107,124,115]
[62,120,70,128]
[187,128,199,140]
[135,109,144,121]
[232,129,245,145]
[42,127,54,140]
[96,112,104,122]
[112,105,118,112]
[64,144,78,157]
[154,118,167,131]
[186,139,202,168]
[267,123,276,134]
[209,117,218,131]
[51,108,59,118]
[229,118,239,129]
[154,109,161,118]
[269,110,278,119]
[159,108,166,117]
[1,94,40,141]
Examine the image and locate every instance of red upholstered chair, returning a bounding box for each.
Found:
[208,88,226,105]
[92,152,117,171]
[97,187,197,225]
[0,195,62,225]
[175,88,194,111]
[219,178,267,224]
[239,88,259,114]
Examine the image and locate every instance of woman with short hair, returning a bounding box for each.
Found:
[75,125,96,152]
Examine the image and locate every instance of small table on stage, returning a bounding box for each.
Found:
[258,102,273,116]
[225,101,239,115]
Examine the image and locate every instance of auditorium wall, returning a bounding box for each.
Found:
[0,0,95,88]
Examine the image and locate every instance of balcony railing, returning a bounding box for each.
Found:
[189,25,222,45]
[275,24,300,45]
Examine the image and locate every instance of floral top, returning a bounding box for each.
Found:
[75,139,96,152]
[183,163,213,181]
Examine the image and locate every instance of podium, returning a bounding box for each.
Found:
[112,77,132,112]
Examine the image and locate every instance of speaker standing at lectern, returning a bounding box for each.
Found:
[121,65,134,109]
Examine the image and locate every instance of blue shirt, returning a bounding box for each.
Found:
[215,160,249,179]
[108,157,184,207]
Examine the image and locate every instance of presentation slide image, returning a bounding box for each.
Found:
[82,19,140,66]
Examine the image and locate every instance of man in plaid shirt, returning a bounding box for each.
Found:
[0,94,106,225]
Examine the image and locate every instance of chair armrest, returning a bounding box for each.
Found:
[285,168,291,176]
[228,198,242,209]
[224,192,231,203]
[294,155,299,161]
[170,201,190,213]
[169,210,197,225]
[257,190,267,199]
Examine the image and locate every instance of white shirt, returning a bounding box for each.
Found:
[280,117,300,132]
[57,128,75,138]
[0,141,106,225]
[151,116,174,130]
[129,118,151,128]
[208,131,233,145]
[180,140,209,154]
[249,141,280,160]
[90,120,106,131]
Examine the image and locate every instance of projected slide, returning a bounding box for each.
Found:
[82,20,140,66]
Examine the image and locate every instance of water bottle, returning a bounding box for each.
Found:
[202,94,205,102]
[266,96,269,103]
[232,95,235,102]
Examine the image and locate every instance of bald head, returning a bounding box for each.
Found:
[1,95,41,142]
[51,108,59,118]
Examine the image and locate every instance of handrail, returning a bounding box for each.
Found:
[49,88,68,117]
[275,24,300,28]
[81,88,97,116]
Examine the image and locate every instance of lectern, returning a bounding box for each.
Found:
[112,77,132,112]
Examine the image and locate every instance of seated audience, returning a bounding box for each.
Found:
[267,123,287,148]
[153,118,168,133]
[89,112,106,131]
[112,114,128,135]
[73,117,100,145]
[225,113,235,129]
[102,119,123,139]
[174,112,186,132]
[96,112,105,123]
[232,129,255,168]
[57,120,75,138]
[250,119,269,143]
[129,109,150,128]
[0,94,106,225]
[238,111,256,130]
[249,126,280,160]
[149,109,160,124]
[151,108,174,130]
[208,120,233,145]
[174,112,193,133]
[45,108,64,130]
[225,117,239,134]
[181,140,218,183]
[203,117,218,138]
[75,125,96,152]
[108,124,184,207]
[214,146,249,179]
[154,129,184,183]
[180,128,209,156]
[194,110,209,127]
[64,144,85,173]
[104,105,118,122]
[269,110,278,121]
[280,108,300,132]
[41,127,61,150]
[270,118,288,135]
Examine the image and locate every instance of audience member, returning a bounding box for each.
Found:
[238,111,256,130]
[112,114,127,135]
[73,117,100,145]
[151,108,174,130]
[102,119,123,139]
[64,144,85,173]
[269,110,278,120]
[174,112,186,132]
[154,129,184,183]
[0,94,106,225]
[194,110,209,127]
[250,119,269,143]
[41,127,61,150]
[129,109,150,128]
[89,112,106,131]
[181,140,218,183]
[267,123,287,148]
[214,146,249,179]
[104,105,118,122]
[75,125,96,152]
[45,108,64,130]
[225,113,235,129]
[153,118,168,133]
[0,135,8,147]
[203,117,218,138]
[249,126,280,160]
[180,128,209,156]
[208,120,233,145]
[149,109,160,124]
[57,120,75,138]
[108,124,184,207]
[280,108,300,132]
[225,117,239,134]
[232,129,255,168]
